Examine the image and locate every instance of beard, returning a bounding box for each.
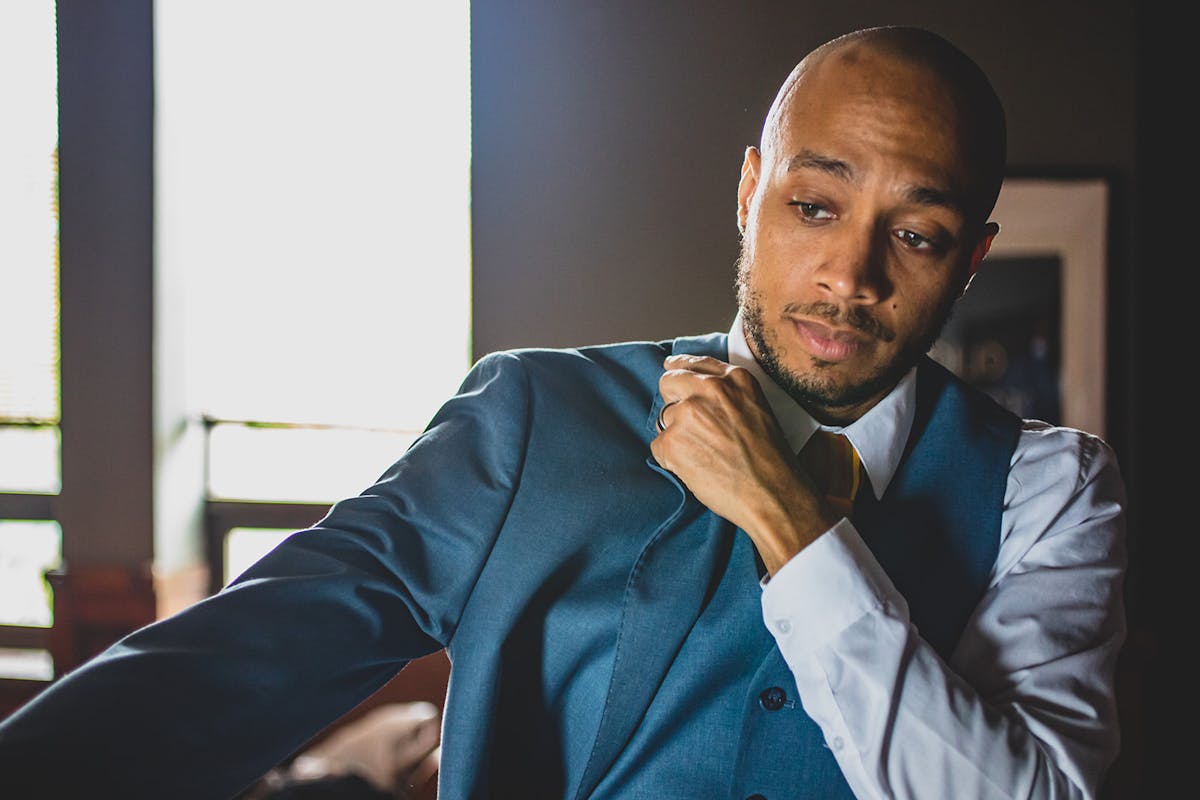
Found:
[734,241,959,413]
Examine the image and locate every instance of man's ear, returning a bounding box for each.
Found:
[737,146,761,233]
[967,221,1001,277]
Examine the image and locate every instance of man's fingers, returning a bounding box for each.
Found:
[663,353,729,374]
[390,713,442,775]
[299,701,441,795]
[658,354,732,402]
[402,746,441,796]
[656,356,763,440]
[658,357,756,409]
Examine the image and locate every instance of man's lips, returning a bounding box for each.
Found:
[792,319,870,362]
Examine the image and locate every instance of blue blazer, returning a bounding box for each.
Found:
[0,332,1018,799]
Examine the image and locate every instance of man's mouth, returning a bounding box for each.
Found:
[791,319,870,362]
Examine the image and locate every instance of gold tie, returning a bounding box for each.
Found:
[797,430,862,520]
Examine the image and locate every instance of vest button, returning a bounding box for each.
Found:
[758,686,787,711]
[746,795,767,800]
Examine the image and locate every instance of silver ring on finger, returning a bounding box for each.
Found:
[656,400,677,432]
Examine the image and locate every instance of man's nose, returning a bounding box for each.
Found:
[811,223,887,302]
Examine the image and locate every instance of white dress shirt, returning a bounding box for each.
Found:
[726,313,1127,800]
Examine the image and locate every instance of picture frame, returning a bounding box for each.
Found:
[931,175,1110,437]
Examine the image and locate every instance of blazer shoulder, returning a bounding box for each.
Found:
[480,335,721,392]
[469,334,726,423]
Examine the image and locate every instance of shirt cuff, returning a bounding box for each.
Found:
[760,518,905,654]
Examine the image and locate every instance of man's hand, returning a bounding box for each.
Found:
[649,354,839,575]
[288,701,441,799]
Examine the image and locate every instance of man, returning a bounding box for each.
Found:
[0,25,1125,799]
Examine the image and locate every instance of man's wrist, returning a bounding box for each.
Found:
[745,479,841,576]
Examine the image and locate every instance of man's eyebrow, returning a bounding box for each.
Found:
[904,185,966,217]
[785,149,967,217]
[785,150,854,182]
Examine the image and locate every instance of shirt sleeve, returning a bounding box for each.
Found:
[761,424,1127,800]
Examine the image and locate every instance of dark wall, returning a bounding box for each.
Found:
[471,1,1161,795]
[470,0,1136,355]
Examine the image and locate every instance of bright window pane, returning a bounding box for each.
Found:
[0,3,60,423]
[157,2,472,449]
[0,520,62,627]
[208,423,417,503]
[224,527,294,586]
[0,426,60,493]
[0,647,54,681]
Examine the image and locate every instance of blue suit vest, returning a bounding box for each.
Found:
[590,355,1021,799]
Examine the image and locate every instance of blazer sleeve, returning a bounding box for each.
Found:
[0,351,534,800]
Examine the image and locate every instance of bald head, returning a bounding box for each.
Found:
[760,26,1007,226]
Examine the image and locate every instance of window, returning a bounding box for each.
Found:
[156,1,472,586]
[0,2,60,676]
[0,3,472,679]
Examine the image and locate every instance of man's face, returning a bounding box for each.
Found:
[736,47,995,424]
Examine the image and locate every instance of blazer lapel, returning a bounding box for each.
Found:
[572,332,732,800]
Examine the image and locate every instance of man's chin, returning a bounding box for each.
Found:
[742,304,917,413]
[792,377,872,411]
[774,358,902,412]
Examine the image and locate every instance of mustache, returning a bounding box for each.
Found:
[784,301,896,343]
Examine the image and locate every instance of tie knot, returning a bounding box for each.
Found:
[798,430,862,519]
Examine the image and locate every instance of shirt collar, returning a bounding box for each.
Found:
[726,311,916,500]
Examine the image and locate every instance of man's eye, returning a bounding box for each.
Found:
[788,201,834,220]
[894,229,938,250]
